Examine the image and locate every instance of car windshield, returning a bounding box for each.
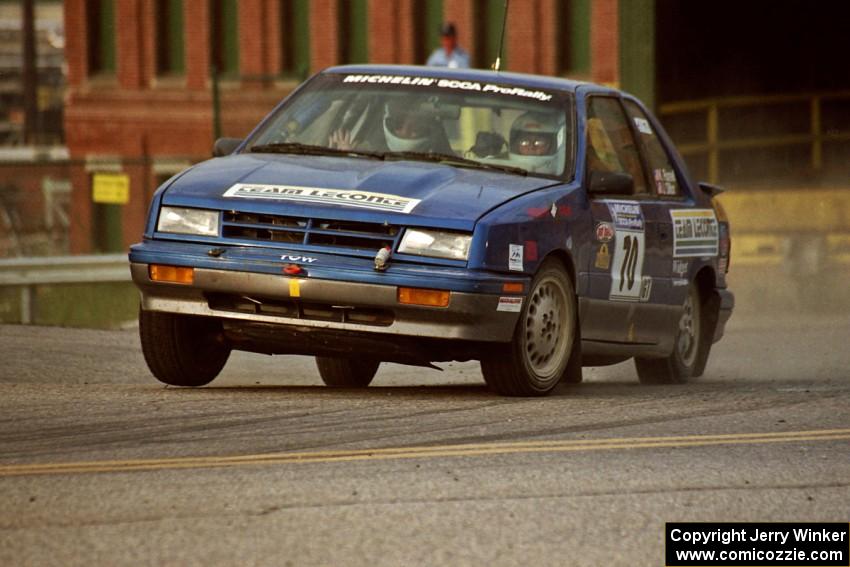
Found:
[247,72,575,180]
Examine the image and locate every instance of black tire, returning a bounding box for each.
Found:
[480,259,578,396]
[316,357,380,388]
[635,284,702,384]
[139,309,230,387]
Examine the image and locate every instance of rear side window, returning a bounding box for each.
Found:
[586,97,648,194]
[623,100,680,197]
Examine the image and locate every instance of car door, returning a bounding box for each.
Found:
[622,98,692,313]
[581,95,669,346]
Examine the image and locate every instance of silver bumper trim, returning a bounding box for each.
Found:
[131,263,520,342]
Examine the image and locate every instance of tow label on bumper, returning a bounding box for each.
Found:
[224,183,421,214]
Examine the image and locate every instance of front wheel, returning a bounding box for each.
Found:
[139,309,231,387]
[480,260,578,396]
[316,357,380,388]
[635,284,702,384]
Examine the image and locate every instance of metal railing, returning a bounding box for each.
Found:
[0,254,129,323]
[658,91,850,184]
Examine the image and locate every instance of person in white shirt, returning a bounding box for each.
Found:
[426,23,470,69]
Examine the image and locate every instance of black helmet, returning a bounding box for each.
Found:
[440,23,457,37]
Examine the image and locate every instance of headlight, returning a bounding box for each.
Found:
[398,229,472,261]
[157,206,220,237]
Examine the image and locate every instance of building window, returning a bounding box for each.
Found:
[210,0,239,77]
[338,0,368,64]
[412,0,443,65]
[472,0,506,69]
[87,0,116,75]
[156,0,185,75]
[556,0,590,76]
[279,0,310,78]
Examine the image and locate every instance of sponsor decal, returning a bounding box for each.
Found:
[607,201,644,230]
[640,276,653,302]
[672,259,689,277]
[609,229,646,302]
[594,243,611,270]
[595,222,614,243]
[223,183,421,214]
[654,168,678,196]
[496,296,523,312]
[671,209,719,257]
[281,254,317,263]
[634,117,653,135]
[508,244,524,272]
[288,279,301,298]
[342,74,554,102]
[550,203,557,218]
[672,278,689,287]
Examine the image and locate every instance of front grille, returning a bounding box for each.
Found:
[221,211,400,252]
[206,293,394,327]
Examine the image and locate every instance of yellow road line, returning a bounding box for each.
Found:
[1,429,848,478]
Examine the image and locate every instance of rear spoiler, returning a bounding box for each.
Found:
[698,182,726,197]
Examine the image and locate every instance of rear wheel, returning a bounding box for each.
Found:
[316,357,380,388]
[635,284,702,384]
[480,260,578,396]
[139,309,230,387]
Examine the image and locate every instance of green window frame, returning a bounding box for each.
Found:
[156,0,185,75]
[87,0,116,76]
[473,0,507,69]
[210,0,239,77]
[338,0,368,65]
[279,0,310,79]
[412,0,443,65]
[556,0,590,76]
[619,0,655,109]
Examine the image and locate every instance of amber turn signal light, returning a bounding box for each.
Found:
[502,282,524,293]
[149,264,194,284]
[397,287,450,308]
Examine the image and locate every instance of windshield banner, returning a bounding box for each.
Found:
[342,74,554,102]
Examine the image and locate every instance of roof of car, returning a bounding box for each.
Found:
[322,64,617,95]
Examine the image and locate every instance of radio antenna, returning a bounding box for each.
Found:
[493,0,509,72]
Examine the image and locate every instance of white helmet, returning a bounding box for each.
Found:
[383,102,433,152]
[508,111,566,175]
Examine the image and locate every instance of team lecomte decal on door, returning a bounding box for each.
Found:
[670,209,719,257]
[223,183,421,214]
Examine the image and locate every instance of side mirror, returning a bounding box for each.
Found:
[698,181,725,197]
[213,137,242,157]
[589,171,634,195]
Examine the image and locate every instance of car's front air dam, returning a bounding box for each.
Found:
[130,263,522,343]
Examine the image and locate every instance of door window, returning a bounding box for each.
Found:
[623,100,681,197]
[586,97,648,194]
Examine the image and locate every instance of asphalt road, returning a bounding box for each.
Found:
[1,311,848,566]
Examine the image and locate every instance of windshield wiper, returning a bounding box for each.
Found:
[382,151,528,176]
[248,142,384,160]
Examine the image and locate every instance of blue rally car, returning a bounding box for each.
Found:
[129,65,734,396]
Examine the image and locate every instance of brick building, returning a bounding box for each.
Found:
[62,0,850,254]
[63,0,630,253]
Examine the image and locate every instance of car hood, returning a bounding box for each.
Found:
[161,153,558,231]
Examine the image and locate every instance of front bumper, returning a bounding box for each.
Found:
[129,241,526,343]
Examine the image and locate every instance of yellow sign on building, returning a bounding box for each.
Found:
[92,172,130,205]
